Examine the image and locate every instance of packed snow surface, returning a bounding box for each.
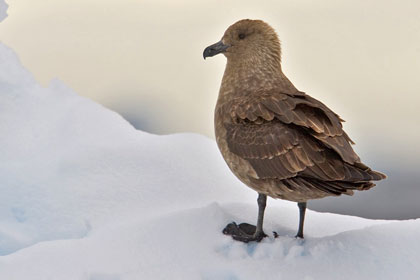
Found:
[1,12,419,280]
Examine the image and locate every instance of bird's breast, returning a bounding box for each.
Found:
[214,99,262,188]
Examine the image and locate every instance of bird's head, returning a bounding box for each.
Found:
[203,19,281,65]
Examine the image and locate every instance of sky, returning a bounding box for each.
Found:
[0,0,419,219]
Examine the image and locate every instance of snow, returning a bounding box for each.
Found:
[1,3,420,278]
[0,0,6,22]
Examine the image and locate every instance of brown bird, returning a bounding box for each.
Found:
[203,19,386,242]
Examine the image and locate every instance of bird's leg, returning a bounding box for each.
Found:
[254,193,267,238]
[223,193,268,243]
[295,201,307,239]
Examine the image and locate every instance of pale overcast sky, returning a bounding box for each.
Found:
[1,0,419,219]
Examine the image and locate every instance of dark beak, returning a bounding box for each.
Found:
[203,40,230,59]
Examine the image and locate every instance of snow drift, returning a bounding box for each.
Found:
[1,6,419,280]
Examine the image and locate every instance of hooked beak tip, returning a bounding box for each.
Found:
[203,40,229,60]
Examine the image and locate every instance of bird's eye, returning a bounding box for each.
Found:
[238,33,246,40]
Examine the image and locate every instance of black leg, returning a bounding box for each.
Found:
[254,193,267,238]
[296,201,307,238]
[222,193,268,242]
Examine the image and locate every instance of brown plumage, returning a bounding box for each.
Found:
[203,19,386,241]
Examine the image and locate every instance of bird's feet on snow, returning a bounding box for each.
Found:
[222,222,267,243]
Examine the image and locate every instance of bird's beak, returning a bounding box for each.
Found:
[203,40,230,59]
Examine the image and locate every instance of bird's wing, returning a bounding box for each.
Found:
[229,91,360,164]
[225,92,382,182]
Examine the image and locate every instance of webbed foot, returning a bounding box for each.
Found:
[222,222,267,243]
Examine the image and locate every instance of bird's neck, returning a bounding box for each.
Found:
[219,58,298,100]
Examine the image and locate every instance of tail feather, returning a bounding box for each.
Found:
[297,160,385,197]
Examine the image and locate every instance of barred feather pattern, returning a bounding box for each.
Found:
[220,91,386,200]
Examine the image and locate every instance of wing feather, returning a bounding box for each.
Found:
[225,91,385,196]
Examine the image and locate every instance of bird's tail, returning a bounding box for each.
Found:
[353,161,387,181]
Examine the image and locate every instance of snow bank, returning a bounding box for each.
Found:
[0,40,253,256]
[0,8,419,278]
[0,0,7,22]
